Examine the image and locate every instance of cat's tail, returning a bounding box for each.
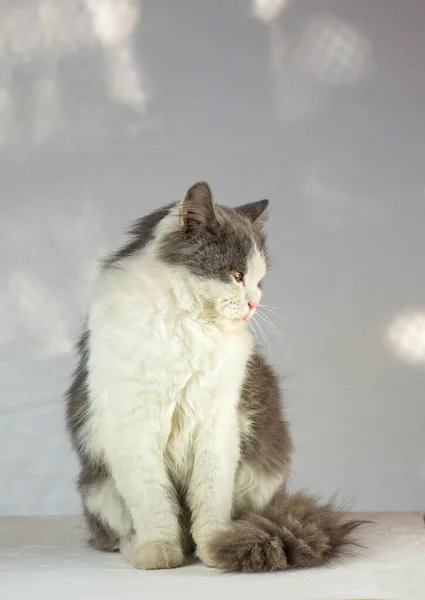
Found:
[208,489,367,573]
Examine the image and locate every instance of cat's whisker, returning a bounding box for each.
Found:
[261,304,284,312]
[262,314,286,344]
[255,310,285,345]
[250,319,261,349]
[251,317,271,356]
[254,312,274,343]
[260,305,287,323]
[252,313,272,351]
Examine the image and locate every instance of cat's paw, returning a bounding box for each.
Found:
[196,543,218,569]
[120,537,185,570]
[195,533,223,568]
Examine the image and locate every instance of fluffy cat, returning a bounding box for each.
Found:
[66,181,363,572]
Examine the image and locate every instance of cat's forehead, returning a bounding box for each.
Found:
[210,210,261,263]
[217,204,266,250]
[217,204,252,231]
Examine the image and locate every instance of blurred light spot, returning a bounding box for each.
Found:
[253,0,291,23]
[1,2,91,58]
[0,89,13,147]
[0,0,151,149]
[0,200,106,357]
[297,15,375,84]
[85,0,140,47]
[9,271,72,357]
[85,0,148,109]
[106,45,150,109]
[270,25,323,122]
[266,12,375,123]
[387,310,425,366]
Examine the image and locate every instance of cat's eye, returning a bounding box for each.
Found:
[231,269,244,283]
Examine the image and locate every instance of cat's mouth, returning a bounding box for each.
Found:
[242,304,257,322]
[221,303,257,326]
[233,311,252,324]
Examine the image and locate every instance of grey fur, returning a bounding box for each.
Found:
[65,181,365,571]
[239,353,293,476]
[66,328,91,461]
[103,182,268,282]
[104,203,175,267]
[84,508,120,552]
[236,199,269,226]
[65,328,114,547]
[103,182,268,284]
[209,491,366,572]
[159,182,268,282]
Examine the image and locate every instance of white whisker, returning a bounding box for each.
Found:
[255,310,285,345]
[250,319,261,349]
[251,316,271,356]
[260,305,287,323]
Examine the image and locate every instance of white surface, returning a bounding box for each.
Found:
[1,513,424,600]
[1,0,425,515]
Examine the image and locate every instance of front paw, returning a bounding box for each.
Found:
[120,537,185,570]
[196,543,219,569]
[195,530,226,568]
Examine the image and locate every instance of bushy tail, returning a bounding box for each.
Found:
[209,489,367,573]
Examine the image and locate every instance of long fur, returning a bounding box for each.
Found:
[66,181,367,572]
[209,489,366,573]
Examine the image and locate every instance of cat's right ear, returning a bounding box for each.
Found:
[179,181,216,235]
[236,199,269,227]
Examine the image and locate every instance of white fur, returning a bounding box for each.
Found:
[85,478,132,543]
[235,463,285,514]
[83,210,268,568]
[244,244,266,309]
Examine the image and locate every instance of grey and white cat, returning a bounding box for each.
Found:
[66,181,363,572]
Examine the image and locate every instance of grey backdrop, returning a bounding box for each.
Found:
[1,0,424,515]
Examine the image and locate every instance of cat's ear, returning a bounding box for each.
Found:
[179,181,216,235]
[236,199,269,227]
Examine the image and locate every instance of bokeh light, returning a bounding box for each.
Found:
[386,310,425,366]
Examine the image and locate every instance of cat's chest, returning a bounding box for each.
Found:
[89,277,253,411]
[139,314,245,398]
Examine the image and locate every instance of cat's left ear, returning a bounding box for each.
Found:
[236,199,269,227]
[179,181,216,235]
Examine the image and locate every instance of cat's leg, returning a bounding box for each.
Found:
[98,392,184,570]
[233,461,287,516]
[78,467,133,551]
[188,404,240,568]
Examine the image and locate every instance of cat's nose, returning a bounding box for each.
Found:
[248,302,258,311]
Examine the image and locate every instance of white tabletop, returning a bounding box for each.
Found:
[1,512,424,600]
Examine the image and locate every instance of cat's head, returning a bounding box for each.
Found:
[159,181,269,329]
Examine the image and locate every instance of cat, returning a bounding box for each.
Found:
[66,181,363,572]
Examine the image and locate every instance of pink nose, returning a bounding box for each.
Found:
[248,302,258,311]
